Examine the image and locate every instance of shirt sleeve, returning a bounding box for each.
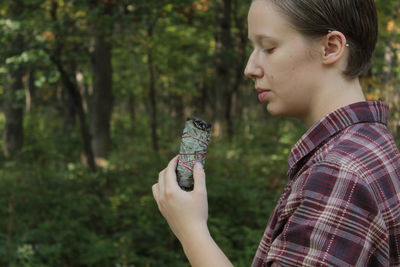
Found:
[265,162,390,267]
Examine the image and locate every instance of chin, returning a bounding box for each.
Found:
[266,103,297,118]
[266,103,285,116]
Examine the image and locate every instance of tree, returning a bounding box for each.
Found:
[213,0,233,138]
[47,0,96,172]
[89,0,115,159]
[2,0,25,158]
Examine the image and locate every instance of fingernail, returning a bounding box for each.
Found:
[194,162,203,170]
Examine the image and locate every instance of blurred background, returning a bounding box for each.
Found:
[0,0,399,266]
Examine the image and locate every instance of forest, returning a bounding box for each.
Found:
[0,0,399,266]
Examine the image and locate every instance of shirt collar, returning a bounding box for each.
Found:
[287,101,389,179]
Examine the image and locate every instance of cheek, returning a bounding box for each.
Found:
[264,54,299,82]
[270,50,315,88]
[264,62,297,91]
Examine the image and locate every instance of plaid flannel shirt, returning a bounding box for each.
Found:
[252,101,400,267]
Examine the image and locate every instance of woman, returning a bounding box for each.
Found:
[152,0,400,266]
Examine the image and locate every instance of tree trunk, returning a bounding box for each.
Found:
[231,0,248,136]
[147,24,159,153]
[199,75,207,115]
[89,1,114,159]
[128,94,136,134]
[90,34,113,158]
[62,82,77,132]
[224,90,233,138]
[3,1,24,159]
[52,57,96,172]
[214,0,233,138]
[25,69,35,112]
[3,68,24,159]
[49,1,96,172]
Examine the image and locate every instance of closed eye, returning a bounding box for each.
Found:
[264,48,275,54]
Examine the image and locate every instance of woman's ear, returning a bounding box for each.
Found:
[321,30,347,65]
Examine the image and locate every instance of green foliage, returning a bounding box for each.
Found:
[0,107,305,266]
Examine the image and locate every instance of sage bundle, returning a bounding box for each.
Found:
[176,118,212,191]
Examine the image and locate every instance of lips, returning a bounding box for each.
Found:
[256,88,271,102]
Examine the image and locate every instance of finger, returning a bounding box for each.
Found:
[167,155,179,171]
[165,155,180,188]
[158,169,166,193]
[193,162,206,192]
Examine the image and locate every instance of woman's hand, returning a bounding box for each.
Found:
[152,155,209,242]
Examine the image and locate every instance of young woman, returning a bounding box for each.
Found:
[152,0,400,266]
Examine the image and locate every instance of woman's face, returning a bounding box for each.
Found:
[245,0,323,122]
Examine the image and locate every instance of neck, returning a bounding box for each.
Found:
[303,75,366,127]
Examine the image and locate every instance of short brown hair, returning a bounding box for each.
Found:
[262,0,378,78]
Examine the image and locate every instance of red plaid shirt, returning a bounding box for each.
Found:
[252,101,400,266]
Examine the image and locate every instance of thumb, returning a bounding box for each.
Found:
[193,162,206,192]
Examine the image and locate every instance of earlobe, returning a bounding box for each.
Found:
[321,30,347,65]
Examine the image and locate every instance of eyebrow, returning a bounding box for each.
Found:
[248,34,277,43]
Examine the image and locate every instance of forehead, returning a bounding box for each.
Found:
[247,0,295,41]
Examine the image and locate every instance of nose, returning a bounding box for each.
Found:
[244,50,263,79]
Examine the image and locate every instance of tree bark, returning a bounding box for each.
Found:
[214,0,233,138]
[51,56,96,172]
[49,1,96,172]
[89,1,114,159]
[231,0,248,136]
[147,23,159,153]
[25,69,36,112]
[128,94,136,134]
[62,78,77,132]
[199,75,207,115]
[3,66,24,159]
[3,1,25,159]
